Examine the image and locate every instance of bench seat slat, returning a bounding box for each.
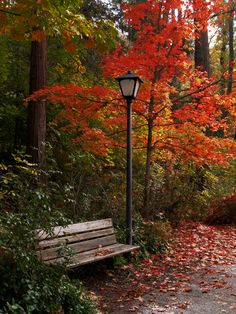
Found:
[37,234,117,261]
[36,227,115,250]
[44,243,140,267]
[36,218,113,240]
[36,218,140,267]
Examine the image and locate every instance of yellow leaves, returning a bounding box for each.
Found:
[1,0,117,61]
[78,65,86,74]
[73,56,86,73]
[62,29,78,52]
[31,169,38,176]
[220,94,236,117]
[103,152,115,167]
[0,163,8,171]
[195,77,202,87]
[55,64,65,74]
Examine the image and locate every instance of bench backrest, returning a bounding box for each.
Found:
[36,218,116,263]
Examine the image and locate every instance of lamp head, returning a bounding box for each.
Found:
[115,70,143,100]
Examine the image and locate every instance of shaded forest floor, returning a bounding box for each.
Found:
[84,222,236,314]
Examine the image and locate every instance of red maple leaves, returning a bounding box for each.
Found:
[28,0,236,166]
[85,222,236,313]
[101,0,236,165]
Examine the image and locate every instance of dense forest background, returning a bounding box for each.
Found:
[0,0,235,312]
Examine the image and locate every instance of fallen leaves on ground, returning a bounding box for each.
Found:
[85,222,236,313]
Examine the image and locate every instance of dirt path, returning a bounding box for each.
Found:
[84,223,236,314]
[135,264,236,314]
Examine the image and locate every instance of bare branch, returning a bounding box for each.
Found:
[210,7,236,20]
[0,9,20,16]
[174,75,224,102]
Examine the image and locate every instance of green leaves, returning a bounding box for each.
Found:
[0,0,117,52]
[0,154,97,313]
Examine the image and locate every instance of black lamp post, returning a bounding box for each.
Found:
[115,70,143,245]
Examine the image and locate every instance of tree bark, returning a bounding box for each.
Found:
[227,1,234,94]
[220,21,227,94]
[26,36,47,167]
[141,84,155,216]
[193,0,211,76]
[142,118,153,216]
[194,30,211,76]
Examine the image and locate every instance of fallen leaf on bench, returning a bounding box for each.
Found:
[95,249,113,256]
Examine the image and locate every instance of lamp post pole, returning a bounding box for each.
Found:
[115,70,143,246]
[126,98,132,245]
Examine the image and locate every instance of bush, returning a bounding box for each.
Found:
[115,214,172,257]
[143,161,236,226]
[141,220,172,253]
[205,193,236,225]
[144,163,209,225]
[0,155,97,313]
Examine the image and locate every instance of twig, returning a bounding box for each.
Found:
[0,9,20,16]
[174,75,224,102]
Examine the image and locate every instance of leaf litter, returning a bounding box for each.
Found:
[84,222,236,313]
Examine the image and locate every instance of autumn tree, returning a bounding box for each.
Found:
[102,0,236,214]
[29,0,236,217]
[0,0,116,166]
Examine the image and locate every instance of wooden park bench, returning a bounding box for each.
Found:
[36,218,139,268]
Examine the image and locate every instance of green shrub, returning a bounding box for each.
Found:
[0,155,97,313]
[115,214,172,258]
[141,220,172,253]
[143,161,236,226]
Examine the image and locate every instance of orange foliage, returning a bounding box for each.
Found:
[28,0,236,165]
[28,85,123,156]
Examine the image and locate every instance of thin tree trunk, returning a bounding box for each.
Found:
[142,118,153,216]
[227,1,234,94]
[141,81,156,216]
[220,22,227,94]
[27,36,47,167]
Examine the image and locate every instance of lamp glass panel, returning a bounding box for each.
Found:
[133,80,140,98]
[120,79,135,97]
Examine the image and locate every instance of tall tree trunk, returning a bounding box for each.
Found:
[142,118,153,216]
[193,0,211,76]
[220,21,228,94]
[194,30,211,76]
[141,83,155,216]
[227,0,234,94]
[26,36,47,167]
